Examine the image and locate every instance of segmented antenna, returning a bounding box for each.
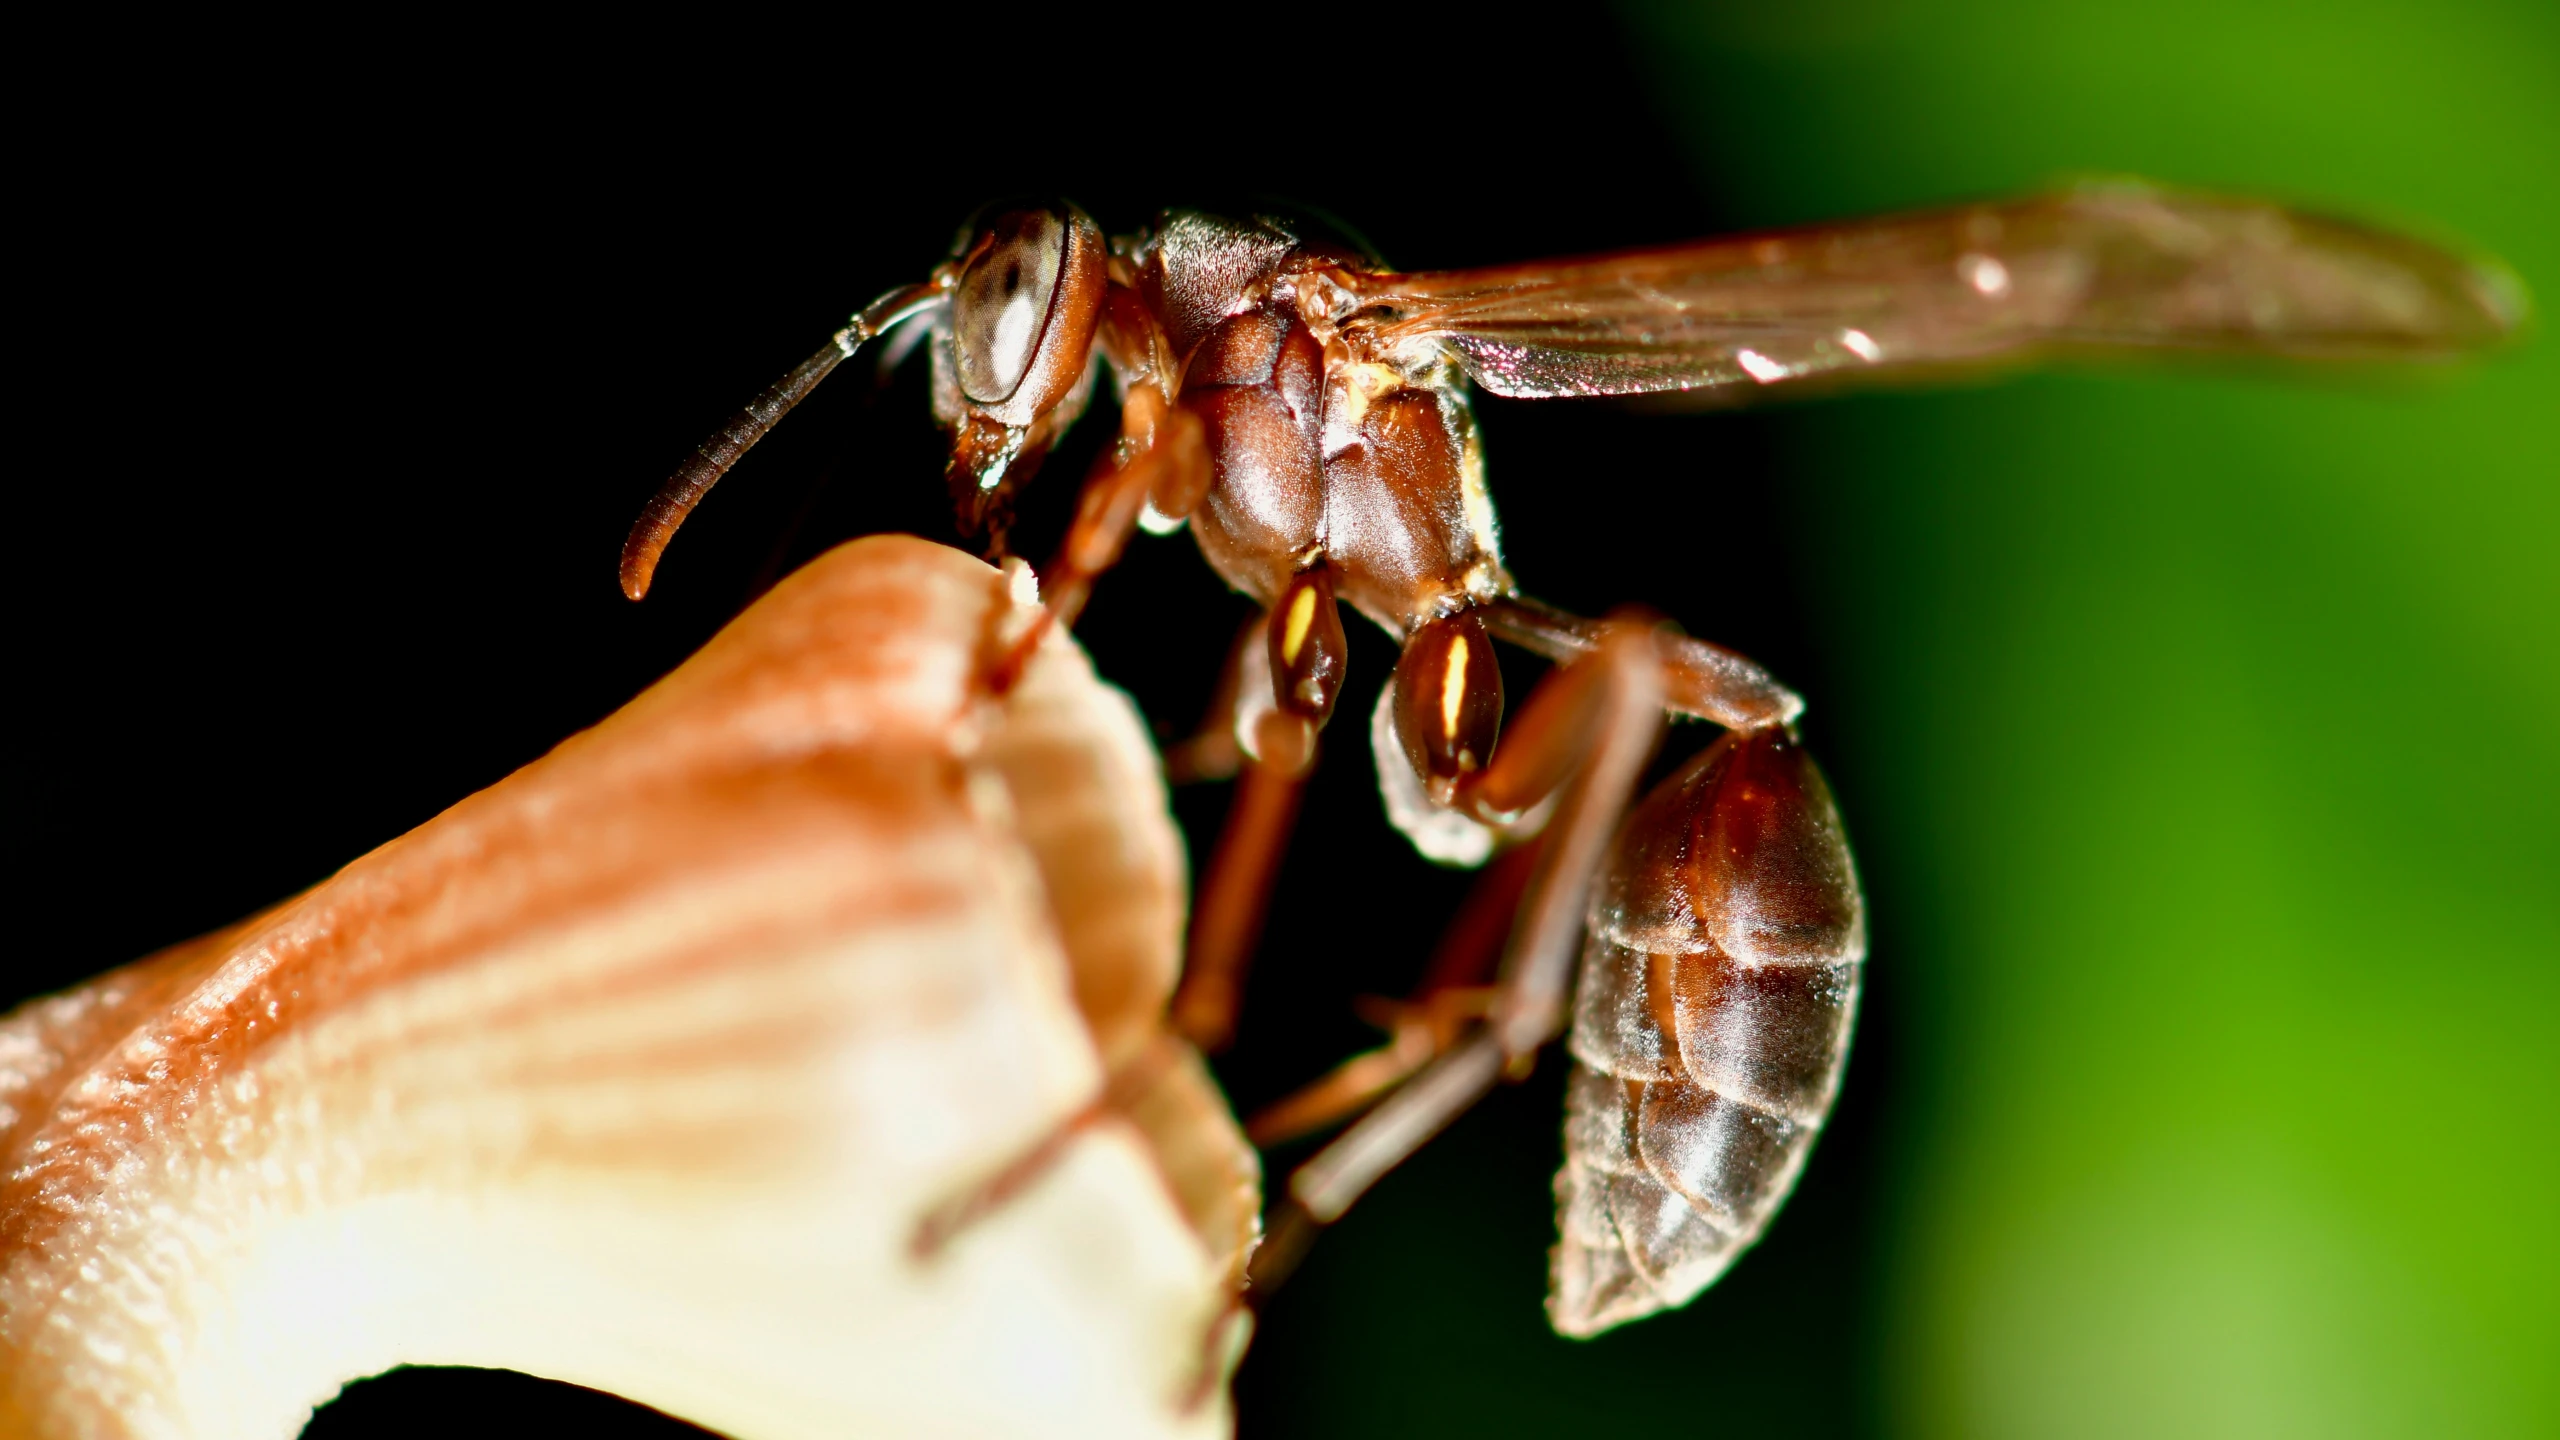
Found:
[620,281,946,600]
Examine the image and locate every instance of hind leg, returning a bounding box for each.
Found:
[1248,618,1667,1291]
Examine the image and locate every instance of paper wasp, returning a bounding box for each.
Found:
[620,184,2515,1333]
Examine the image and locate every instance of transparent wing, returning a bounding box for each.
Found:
[1338,183,2524,400]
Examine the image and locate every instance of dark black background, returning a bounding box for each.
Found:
[14,14,1893,1437]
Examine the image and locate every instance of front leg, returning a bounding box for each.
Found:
[983,381,1211,694]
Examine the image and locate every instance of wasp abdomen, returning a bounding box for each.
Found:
[1550,727,1864,1337]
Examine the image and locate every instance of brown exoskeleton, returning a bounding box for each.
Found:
[619,186,2517,1335]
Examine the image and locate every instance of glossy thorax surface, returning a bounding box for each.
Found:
[1129,210,1509,636]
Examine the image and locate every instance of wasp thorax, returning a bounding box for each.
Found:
[953,207,1069,404]
[1392,609,1503,785]
[1268,567,1349,725]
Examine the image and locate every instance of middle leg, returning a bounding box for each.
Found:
[1172,565,1354,1051]
[1249,617,1667,1290]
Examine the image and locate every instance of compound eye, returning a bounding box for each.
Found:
[953,208,1068,404]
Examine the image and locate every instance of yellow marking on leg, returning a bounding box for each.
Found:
[1281,584,1318,667]
[1440,635,1470,742]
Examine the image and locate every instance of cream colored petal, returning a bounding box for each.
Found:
[0,536,1255,1440]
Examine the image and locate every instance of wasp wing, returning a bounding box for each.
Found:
[1340,184,2523,400]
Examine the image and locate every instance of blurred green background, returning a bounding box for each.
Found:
[1625,2,2557,1435]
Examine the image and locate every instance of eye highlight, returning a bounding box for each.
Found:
[954,208,1068,404]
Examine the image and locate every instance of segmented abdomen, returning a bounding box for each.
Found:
[1549,726,1864,1337]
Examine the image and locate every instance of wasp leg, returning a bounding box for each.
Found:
[1250,622,1665,1294]
[908,1035,1187,1260]
[1241,839,1541,1145]
[985,382,1210,694]
[1486,594,1800,731]
[1160,614,1261,784]
[1169,591,1345,1052]
[1172,753,1310,1053]
[1244,986,1499,1146]
[918,604,1305,1254]
[916,624,1284,1258]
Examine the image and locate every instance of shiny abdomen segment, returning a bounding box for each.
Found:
[1549,727,1864,1337]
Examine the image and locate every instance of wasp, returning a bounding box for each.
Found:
[619,185,2517,1335]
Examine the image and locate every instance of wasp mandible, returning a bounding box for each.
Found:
[620,186,2517,1334]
